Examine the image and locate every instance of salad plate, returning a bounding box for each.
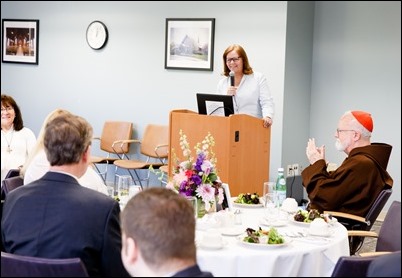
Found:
[238,238,290,249]
[290,216,338,227]
[231,197,263,208]
[290,218,311,227]
[233,202,263,208]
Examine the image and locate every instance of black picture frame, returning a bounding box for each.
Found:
[2,19,39,65]
[165,18,215,71]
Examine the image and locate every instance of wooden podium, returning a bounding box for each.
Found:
[168,109,270,196]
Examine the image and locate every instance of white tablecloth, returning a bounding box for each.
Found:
[196,206,350,277]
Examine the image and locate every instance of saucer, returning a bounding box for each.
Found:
[220,227,244,236]
[260,218,288,227]
[197,239,227,250]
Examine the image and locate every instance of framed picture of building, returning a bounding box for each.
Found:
[165,18,215,71]
[2,19,39,65]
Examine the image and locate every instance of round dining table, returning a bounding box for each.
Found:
[195,204,350,277]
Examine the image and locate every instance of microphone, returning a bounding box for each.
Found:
[229,71,235,86]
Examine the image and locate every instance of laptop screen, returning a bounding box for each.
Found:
[196,93,234,117]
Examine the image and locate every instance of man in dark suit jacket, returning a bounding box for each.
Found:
[120,187,213,277]
[1,113,129,277]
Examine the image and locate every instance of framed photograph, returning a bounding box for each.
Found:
[165,18,215,71]
[2,19,39,65]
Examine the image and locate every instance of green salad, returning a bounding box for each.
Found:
[234,193,260,205]
[243,227,285,244]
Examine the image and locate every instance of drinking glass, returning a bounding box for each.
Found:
[186,196,198,219]
[263,181,275,207]
[117,175,133,205]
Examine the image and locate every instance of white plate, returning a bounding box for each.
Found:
[289,218,311,227]
[220,227,244,236]
[238,238,290,249]
[231,197,263,208]
[260,218,288,227]
[290,217,338,227]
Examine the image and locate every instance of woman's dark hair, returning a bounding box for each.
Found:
[1,94,24,131]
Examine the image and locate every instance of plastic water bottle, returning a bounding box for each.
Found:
[275,167,286,207]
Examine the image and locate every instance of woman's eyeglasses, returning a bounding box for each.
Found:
[226,57,241,63]
[1,107,14,113]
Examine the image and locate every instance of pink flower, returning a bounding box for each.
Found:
[167,130,223,207]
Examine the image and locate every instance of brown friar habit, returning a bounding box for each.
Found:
[302,143,393,217]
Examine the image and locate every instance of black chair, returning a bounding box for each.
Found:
[366,250,401,277]
[1,251,89,277]
[4,168,20,179]
[331,251,401,277]
[325,188,392,255]
[1,175,24,200]
[331,255,375,277]
[350,200,401,257]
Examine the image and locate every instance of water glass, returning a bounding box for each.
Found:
[187,196,198,219]
[106,185,114,197]
[117,175,133,205]
[263,181,275,207]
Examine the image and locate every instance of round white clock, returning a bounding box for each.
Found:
[86,21,108,50]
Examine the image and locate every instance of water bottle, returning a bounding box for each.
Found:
[275,167,286,207]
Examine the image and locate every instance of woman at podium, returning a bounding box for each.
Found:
[217,44,275,128]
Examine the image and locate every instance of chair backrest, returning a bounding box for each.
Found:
[376,200,401,252]
[338,188,392,255]
[366,251,401,277]
[4,168,20,179]
[331,255,375,277]
[1,175,24,199]
[100,121,133,154]
[1,252,89,277]
[140,124,169,159]
[364,188,393,229]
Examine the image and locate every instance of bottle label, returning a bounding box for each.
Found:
[277,191,286,206]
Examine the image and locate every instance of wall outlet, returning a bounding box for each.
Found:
[292,163,300,175]
[286,164,294,176]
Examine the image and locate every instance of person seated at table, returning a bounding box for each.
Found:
[1,94,36,181]
[120,187,214,277]
[2,112,129,277]
[302,110,393,216]
[20,108,108,195]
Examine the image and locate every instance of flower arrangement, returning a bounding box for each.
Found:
[166,129,224,211]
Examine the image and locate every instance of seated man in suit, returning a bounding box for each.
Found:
[1,112,129,277]
[120,187,214,277]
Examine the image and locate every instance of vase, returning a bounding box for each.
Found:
[197,197,217,218]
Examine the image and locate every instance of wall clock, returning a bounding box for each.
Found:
[86,21,108,50]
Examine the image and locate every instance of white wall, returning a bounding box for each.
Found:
[1,1,287,184]
[309,1,401,210]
